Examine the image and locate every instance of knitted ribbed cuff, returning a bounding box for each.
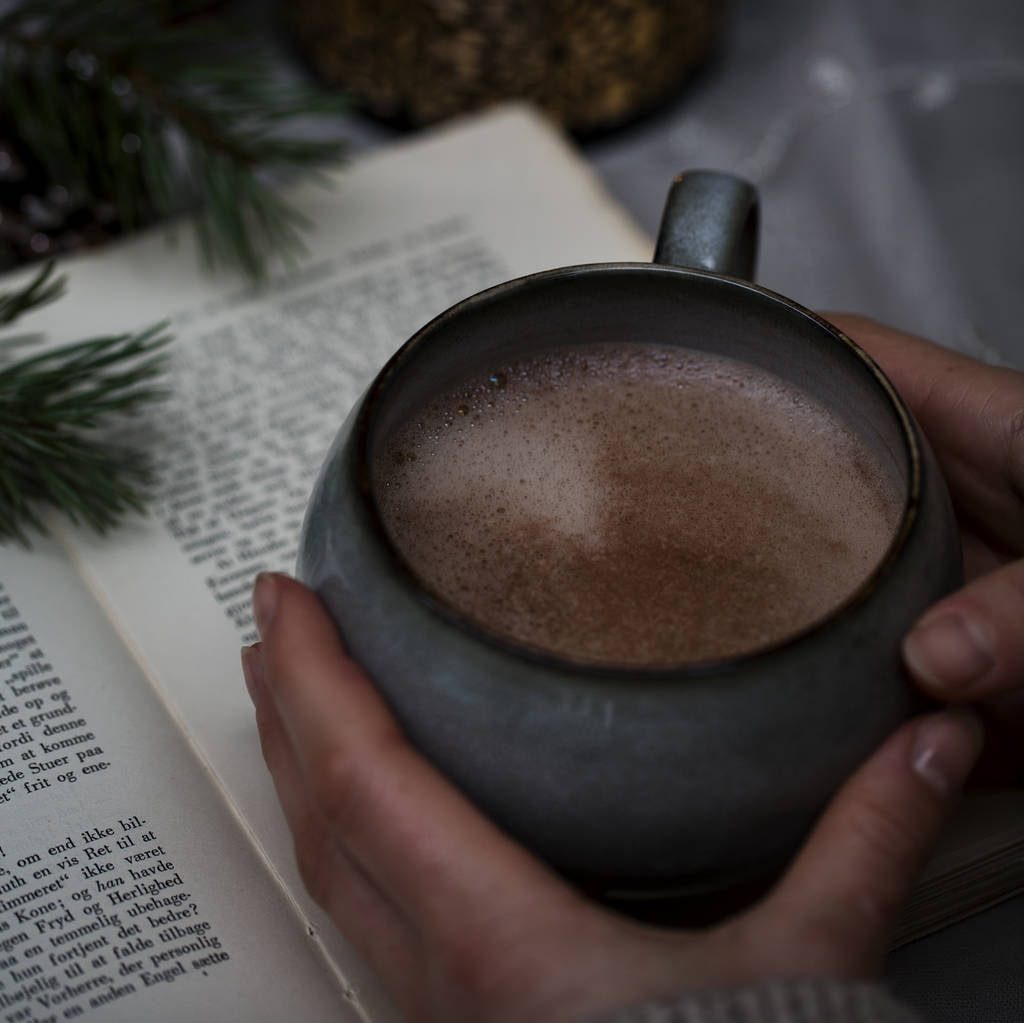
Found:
[583,978,923,1023]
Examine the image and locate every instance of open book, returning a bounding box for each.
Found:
[1,104,1021,1022]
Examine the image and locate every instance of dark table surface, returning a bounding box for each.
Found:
[291,1,1024,1018]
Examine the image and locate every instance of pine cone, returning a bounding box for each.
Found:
[0,110,130,273]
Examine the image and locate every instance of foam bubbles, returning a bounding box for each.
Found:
[374,343,903,665]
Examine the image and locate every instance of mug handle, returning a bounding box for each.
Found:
[653,170,759,281]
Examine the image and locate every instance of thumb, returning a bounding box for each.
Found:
[751,711,983,977]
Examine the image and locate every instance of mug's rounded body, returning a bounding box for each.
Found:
[297,261,961,897]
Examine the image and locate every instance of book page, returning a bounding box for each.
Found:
[0,542,359,1023]
[8,105,652,1020]
[892,789,1024,947]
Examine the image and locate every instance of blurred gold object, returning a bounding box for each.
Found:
[288,0,720,134]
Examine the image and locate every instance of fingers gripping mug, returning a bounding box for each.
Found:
[297,172,961,903]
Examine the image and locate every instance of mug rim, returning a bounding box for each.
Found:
[353,261,924,679]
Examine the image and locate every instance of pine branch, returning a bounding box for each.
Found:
[0,262,67,353]
[0,261,65,327]
[0,265,172,545]
[1,0,348,279]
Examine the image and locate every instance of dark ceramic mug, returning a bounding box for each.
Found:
[297,172,961,903]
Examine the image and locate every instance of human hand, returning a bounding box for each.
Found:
[826,315,1024,778]
[242,572,981,1023]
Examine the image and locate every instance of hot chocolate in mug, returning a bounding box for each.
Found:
[297,172,961,903]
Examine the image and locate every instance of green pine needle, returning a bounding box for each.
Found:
[1,0,349,280]
[0,263,172,545]
[0,260,66,327]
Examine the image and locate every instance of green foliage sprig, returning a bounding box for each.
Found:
[0,0,348,278]
[0,263,172,544]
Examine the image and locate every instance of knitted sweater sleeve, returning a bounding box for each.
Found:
[583,978,923,1023]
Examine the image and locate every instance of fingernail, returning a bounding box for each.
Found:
[903,613,994,694]
[252,572,278,638]
[241,644,264,704]
[910,712,984,796]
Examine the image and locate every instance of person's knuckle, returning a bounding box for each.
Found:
[841,795,917,922]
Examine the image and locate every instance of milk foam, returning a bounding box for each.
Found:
[374,344,903,665]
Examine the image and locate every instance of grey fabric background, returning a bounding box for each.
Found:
[588,0,1024,368]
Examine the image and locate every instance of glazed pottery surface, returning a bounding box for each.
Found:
[297,173,961,897]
